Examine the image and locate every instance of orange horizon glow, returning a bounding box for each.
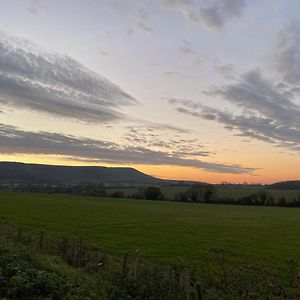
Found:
[0,154,298,185]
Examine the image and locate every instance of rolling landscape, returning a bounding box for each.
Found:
[1,162,300,298]
[1,0,300,299]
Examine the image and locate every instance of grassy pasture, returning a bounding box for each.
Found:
[1,192,300,276]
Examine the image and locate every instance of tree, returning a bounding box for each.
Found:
[175,192,189,202]
[185,187,201,203]
[258,191,268,205]
[181,185,216,203]
[203,186,217,203]
[278,197,286,207]
[144,186,163,200]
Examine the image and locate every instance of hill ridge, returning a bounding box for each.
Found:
[0,161,163,186]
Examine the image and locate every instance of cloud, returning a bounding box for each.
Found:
[169,22,300,151]
[0,31,136,123]
[275,22,300,89]
[132,8,154,33]
[124,126,209,156]
[178,40,202,66]
[0,123,255,174]
[169,69,300,150]
[136,21,153,33]
[163,71,191,79]
[178,40,196,55]
[199,0,246,29]
[139,123,190,133]
[98,49,109,56]
[160,0,247,30]
[215,62,236,79]
[26,0,42,15]
[134,8,149,21]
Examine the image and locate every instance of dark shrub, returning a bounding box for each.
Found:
[110,191,125,198]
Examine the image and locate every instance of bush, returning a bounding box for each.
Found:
[110,191,125,198]
[0,245,96,299]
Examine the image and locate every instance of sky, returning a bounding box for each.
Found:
[0,0,300,184]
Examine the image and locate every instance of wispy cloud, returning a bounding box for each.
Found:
[0,31,136,123]
[160,0,247,30]
[275,22,300,89]
[26,0,42,15]
[132,8,154,33]
[0,123,255,174]
[199,0,246,30]
[124,125,210,156]
[178,40,202,66]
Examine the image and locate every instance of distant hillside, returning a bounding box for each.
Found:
[0,162,165,186]
[268,181,300,190]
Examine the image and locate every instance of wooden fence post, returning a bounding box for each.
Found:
[18,228,22,242]
[168,266,175,300]
[196,281,203,300]
[8,224,13,239]
[78,238,83,266]
[39,231,44,251]
[72,239,78,266]
[60,237,67,258]
[184,268,191,300]
[134,250,140,280]
[122,252,128,277]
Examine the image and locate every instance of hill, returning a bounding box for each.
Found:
[0,162,164,186]
[268,180,300,190]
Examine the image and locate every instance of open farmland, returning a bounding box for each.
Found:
[1,192,300,276]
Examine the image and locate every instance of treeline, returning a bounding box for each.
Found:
[0,182,108,196]
[174,186,300,207]
[124,185,300,208]
[126,186,300,208]
[2,183,300,207]
[216,192,300,207]
[0,183,165,200]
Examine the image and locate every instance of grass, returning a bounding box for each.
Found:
[1,192,300,277]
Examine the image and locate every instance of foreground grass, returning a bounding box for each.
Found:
[1,192,300,275]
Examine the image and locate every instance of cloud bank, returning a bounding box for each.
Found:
[0,123,255,174]
[0,31,136,123]
[170,70,300,150]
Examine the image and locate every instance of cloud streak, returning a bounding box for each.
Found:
[275,22,300,89]
[0,31,136,123]
[0,123,255,174]
[160,0,247,30]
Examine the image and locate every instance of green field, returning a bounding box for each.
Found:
[1,192,300,276]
